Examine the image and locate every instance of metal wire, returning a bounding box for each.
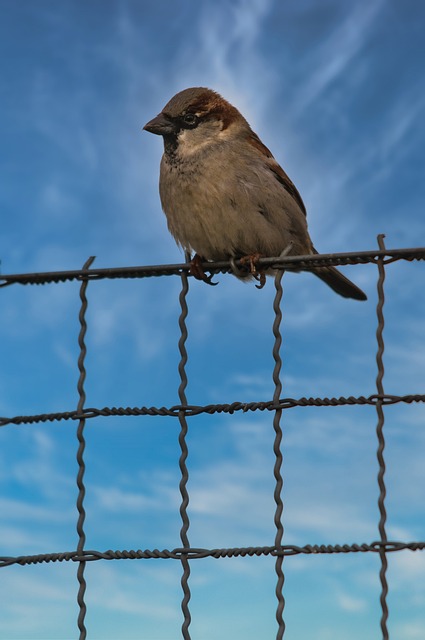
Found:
[76,256,95,640]
[374,237,389,639]
[1,393,424,428]
[0,244,424,639]
[1,540,424,569]
[1,246,425,288]
[177,255,192,640]
[272,266,286,639]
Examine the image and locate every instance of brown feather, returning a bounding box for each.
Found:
[247,131,307,216]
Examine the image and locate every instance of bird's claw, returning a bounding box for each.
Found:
[254,272,266,289]
[203,272,218,286]
[189,254,218,286]
[239,253,267,289]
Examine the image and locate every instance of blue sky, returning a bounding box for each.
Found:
[1,0,425,638]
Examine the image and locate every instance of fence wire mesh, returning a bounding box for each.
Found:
[1,237,425,640]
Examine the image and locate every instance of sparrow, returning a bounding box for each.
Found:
[144,87,366,300]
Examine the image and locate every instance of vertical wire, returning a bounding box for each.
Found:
[76,256,95,640]
[375,235,389,640]
[178,257,192,639]
[272,267,286,639]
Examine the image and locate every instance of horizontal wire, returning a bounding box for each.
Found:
[1,393,424,427]
[1,541,424,568]
[1,246,425,287]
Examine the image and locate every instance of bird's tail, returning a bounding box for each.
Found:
[313,265,367,300]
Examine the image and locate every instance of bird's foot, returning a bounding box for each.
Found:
[239,253,266,289]
[189,254,218,286]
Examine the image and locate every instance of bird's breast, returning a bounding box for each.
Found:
[158,147,311,261]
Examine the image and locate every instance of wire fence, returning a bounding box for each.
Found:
[1,236,425,639]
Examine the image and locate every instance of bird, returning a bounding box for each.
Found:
[143,87,366,300]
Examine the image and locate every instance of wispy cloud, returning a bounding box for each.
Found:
[2,3,424,638]
[172,0,277,123]
[293,0,386,113]
[337,592,368,613]
[393,622,425,640]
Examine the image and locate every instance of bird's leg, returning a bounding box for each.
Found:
[236,243,295,290]
[239,252,262,273]
[189,253,218,286]
[239,252,267,289]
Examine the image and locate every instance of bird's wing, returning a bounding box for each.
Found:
[247,131,307,217]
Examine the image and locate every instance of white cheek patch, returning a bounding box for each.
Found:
[177,128,191,146]
[177,117,227,152]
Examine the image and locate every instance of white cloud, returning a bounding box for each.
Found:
[293,0,386,113]
[334,86,425,197]
[91,486,159,513]
[390,551,425,585]
[0,524,55,549]
[377,89,425,163]
[337,591,368,613]
[393,621,425,639]
[85,563,182,620]
[172,0,277,125]
[11,433,74,498]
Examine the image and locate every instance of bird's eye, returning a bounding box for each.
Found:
[182,113,198,127]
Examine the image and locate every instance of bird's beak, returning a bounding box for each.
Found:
[143,113,176,136]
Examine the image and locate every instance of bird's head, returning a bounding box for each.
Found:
[143,87,247,155]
